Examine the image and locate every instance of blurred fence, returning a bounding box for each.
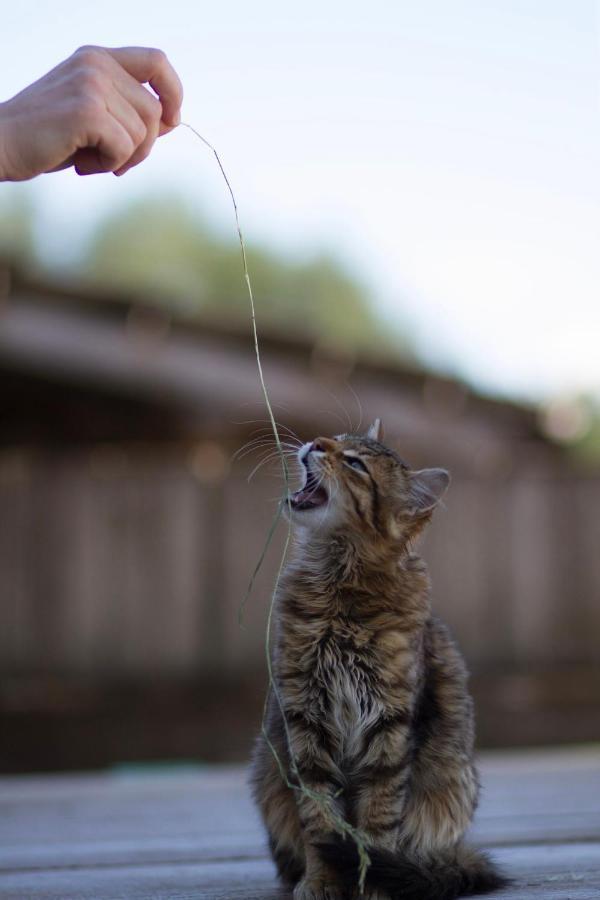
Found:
[1,449,600,676]
[1,443,599,771]
[1,266,599,769]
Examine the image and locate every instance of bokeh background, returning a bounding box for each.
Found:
[1,1,599,773]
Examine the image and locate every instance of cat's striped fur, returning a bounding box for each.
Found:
[250,421,507,900]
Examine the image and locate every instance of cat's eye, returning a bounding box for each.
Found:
[344,456,368,473]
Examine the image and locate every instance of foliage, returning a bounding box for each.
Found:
[83,195,410,357]
[0,188,35,264]
[570,398,600,465]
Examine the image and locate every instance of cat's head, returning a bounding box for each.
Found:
[289,419,449,543]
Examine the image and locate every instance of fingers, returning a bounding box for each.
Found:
[113,104,160,176]
[104,46,183,128]
[108,75,163,176]
[68,47,171,176]
[70,45,182,177]
[0,45,182,181]
[60,47,183,175]
[73,113,135,176]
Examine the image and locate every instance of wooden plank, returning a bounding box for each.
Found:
[2,771,599,867]
[0,749,599,898]
[1,845,600,900]
[1,751,599,869]
[0,856,285,900]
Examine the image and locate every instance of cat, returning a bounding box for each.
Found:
[250,420,508,900]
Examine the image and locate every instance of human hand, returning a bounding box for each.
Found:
[0,46,183,181]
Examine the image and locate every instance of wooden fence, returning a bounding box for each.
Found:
[1,445,599,676]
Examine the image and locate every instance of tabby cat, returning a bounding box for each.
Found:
[250,420,507,900]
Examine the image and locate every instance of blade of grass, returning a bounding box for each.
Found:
[181,122,370,892]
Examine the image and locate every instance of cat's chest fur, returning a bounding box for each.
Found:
[308,618,389,760]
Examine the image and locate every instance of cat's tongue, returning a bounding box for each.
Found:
[291,481,328,510]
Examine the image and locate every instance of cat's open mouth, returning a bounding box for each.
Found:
[290,464,328,511]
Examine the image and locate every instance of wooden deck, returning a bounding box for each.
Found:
[0,747,598,899]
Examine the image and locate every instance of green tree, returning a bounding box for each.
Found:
[83,195,410,357]
[572,397,600,465]
[0,187,35,265]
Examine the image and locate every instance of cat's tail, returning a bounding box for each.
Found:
[316,838,509,899]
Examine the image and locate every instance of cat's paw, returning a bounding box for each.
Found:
[293,878,345,900]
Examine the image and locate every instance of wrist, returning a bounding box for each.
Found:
[0,102,15,181]
[0,101,28,182]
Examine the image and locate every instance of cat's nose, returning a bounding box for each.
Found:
[311,438,335,454]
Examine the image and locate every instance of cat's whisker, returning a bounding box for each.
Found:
[248,450,300,483]
[317,472,339,530]
[233,440,300,463]
[234,431,301,451]
[257,428,302,442]
[231,418,302,443]
[243,447,298,468]
[239,427,277,442]
[241,435,303,453]
[247,456,280,483]
[232,439,275,461]
[326,390,353,433]
[317,408,349,432]
[233,445,276,464]
[347,383,364,433]
[235,441,299,460]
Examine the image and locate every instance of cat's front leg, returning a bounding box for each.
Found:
[289,725,346,900]
[293,776,347,900]
[353,710,412,852]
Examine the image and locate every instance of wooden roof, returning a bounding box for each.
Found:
[0,261,556,471]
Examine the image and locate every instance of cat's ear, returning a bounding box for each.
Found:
[366,418,384,442]
[407,468,450,516]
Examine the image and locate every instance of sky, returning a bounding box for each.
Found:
[2,1,599,403]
